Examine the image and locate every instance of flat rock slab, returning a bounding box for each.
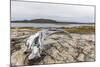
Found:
[11,34,95,66]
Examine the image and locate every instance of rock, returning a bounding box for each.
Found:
[77,53,85,61]
[11,50,26,66]
[11,43,28,66]
[11,33,95,66]
[61,50,75,63]
[41,55,55,64]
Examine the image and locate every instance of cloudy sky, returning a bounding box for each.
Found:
[11,1,95,23]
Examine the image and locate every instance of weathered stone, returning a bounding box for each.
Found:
[11,33,95,66]
[77,53,85,61]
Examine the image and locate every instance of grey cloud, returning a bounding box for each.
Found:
[11,1,95,23]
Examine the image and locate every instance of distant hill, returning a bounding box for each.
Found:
[11,19,94,24]
[30,19,57,23]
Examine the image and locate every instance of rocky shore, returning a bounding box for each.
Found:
[11,30,95,66]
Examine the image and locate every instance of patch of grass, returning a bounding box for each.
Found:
[64,26,95,34]
[11,26,95,34]
[11,27,40,32]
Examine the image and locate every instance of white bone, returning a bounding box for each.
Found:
[26,29,72,60]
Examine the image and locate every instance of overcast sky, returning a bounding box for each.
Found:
[11,1,95,23]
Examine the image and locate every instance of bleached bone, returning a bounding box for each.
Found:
[25,29,72,60]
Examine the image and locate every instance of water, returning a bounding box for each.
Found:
[11,23,94,28]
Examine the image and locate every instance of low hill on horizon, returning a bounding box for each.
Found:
[11,19,94,24]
